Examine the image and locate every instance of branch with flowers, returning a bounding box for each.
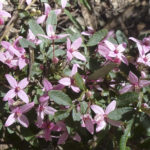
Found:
[0,0,150,149]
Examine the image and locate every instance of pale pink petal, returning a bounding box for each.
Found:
[46,25,54,37]
[57,34,68,39]
[129,71,138,85]
[104,40,115,51]
[54,9,62,15]
[71,85,80,93]
[18,58,27,70]
[96,120,106,132]
[67,38,71,50]
[3,89,16,101]
[117,44,125,52]
[9,46,21,57]
[38,34,50,39]
[58,77,71,86]
[72,51,86,61]
[1,41,11,49]
[71,64,79,76]
[5,74,17,88]
[61,0,67,8]
[58,132,68,145]
[18,78,29,89]
[43,79,53,91]
[5,113,16,127]
[44,106,57,115]
[120,55,128,65]
[67,51,73,61]
[37,15,46,24]
[20,102,34,113]
[44,3,51,16]
[71,37,82,50]
[119,84,133,94]
[84,117,94,134]
[91,105,105,114]
[139,80,150,88]
[0,11,11,18]
[105,100,116,115]
[26,0,32,5]
[18,115,29,128]
[18,90,29,103]
[72,133,81,142]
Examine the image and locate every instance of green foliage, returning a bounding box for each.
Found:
[119,119,134,150]
[49,90,72,106]
[87,29,108,46]
[54,110,70,122]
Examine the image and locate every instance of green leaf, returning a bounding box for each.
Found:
[72,108,81,121]
[64,9,83,30]
[108,107,134,120]
[119,119,134,150]
[117,92,139,107]
[54,110,70,122]
[116,30,128,44]
[88,62,117,80]
[87,29,108,46]
[28,20,49,43]
[19,38,36,48]
[48,49,66,59]
[46,10,57,31]
[74,73,85,91]
[49,90,72,106]
[80,101,88,114]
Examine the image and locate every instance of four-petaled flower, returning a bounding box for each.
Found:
[91,100,121,132]
[120,71,150,94]
[4,74,29,103]
[66,37,86,62]
[5,102,34,127]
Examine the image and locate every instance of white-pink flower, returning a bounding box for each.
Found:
[5,102,34,127]
[67,37,86,62]
[119,71,150,94]
[58,64,80,93]
[0,2,11,25]
[4,74,29,103]
[91,101,120,132]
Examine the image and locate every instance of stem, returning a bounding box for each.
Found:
[52,40,55,60]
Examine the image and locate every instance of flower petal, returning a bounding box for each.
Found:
[5,113,16,127]
[58,77,71,86]
[105,100,116,115]
[72,51,86,61]
[5,74,17,88]
[18,115,29,128]
[71,37,82,50]
[91,105,105,114]
[96,120,106,132]
[42,79,53,91]
[3,89,16,101]
[18,90,29,103]
[129,71,138,85]
[18,78,29,89]
[20,102,34,113]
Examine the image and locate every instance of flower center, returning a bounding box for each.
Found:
[15,87,20,93]
[144,57,148,62]
[114,49,119,54]
[6,59,11,64]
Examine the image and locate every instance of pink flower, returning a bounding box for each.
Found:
[91,100,120,132]
[27,29,42,45]
[104,40,128,65]
[58,64,80,93]
[0,51,18,68]
[38,24,68,40]
[66,37,86,62]
[4,74,29,103]
[119,71,150,94]
[0,2,11,25]
[61,0,67,9]
[5,102,34,127]
[81,114,94,134]
[129,37,150,54]
[36,100,57,127]
[81,26,94,36]
[38,121,55,141]
[37,3,61,24]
